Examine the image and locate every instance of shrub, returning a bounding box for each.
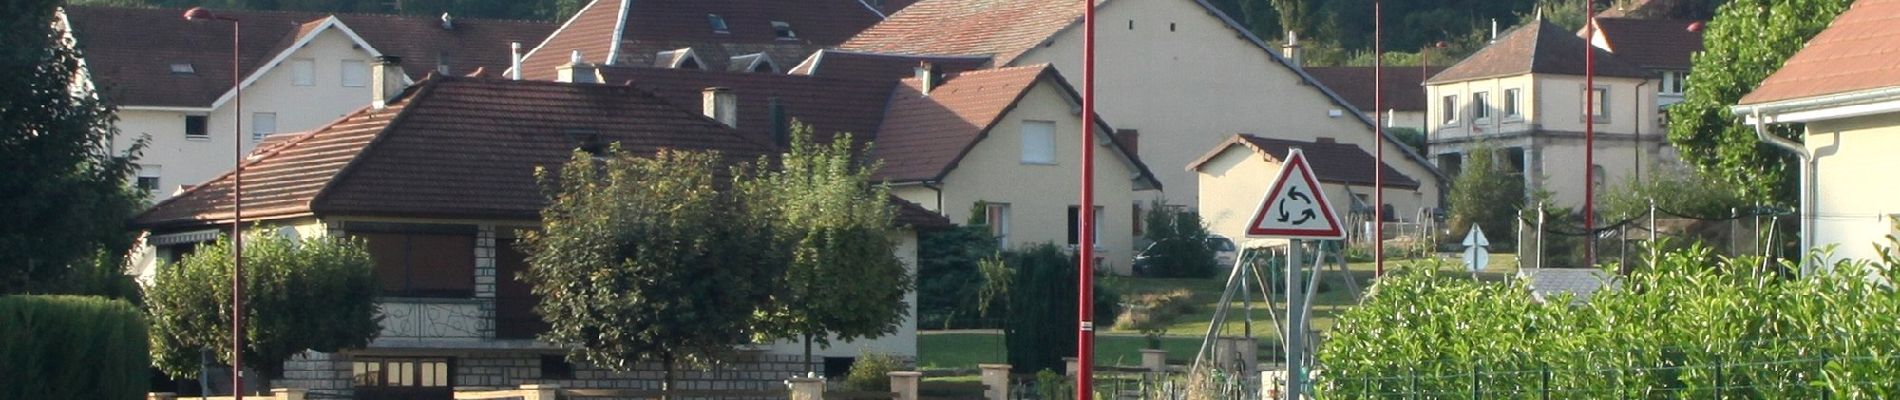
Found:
[1115,289,1196,348]
[1139,201,1218,278]
[916,223,999,329]
[0,295,147,400]
[1446,145,1524,251]
[844,352,903,391]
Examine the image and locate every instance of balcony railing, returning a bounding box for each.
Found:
[378,297,485,340]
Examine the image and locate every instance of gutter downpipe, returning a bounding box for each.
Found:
[1749,106,1814,275]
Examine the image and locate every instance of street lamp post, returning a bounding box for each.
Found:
[182,7,244,399]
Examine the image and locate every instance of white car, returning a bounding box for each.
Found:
[1207,235,1238,267]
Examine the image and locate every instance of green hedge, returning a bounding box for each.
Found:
[0,295,149,400]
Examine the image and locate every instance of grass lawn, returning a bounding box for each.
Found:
[918,252,1525,371]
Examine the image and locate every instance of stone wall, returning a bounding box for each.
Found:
[276,352,353,398]
[274,349,882,396]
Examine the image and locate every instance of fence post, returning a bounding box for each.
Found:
[271,388,307,400]
[1409,368,1419,400]
[521,384,560,400]
[1648,198,1658,267]
[890,371,922,400]
[1713,356,1723,399]
[1140,349,1168,372]
[788,376,826,400]
[1471,362,1481,400]
[1536,203,1547,270]
[1818,350,1830,400]
[1541,363,1551,400]
[980,364,1012,400]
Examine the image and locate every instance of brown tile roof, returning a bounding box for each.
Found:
[837,0,1091,65]
[1429,19,1649,84]
[873,64,1158,189]
[1303,66,1446,113]
[63,6,554,108]
[788,49,992,81]
[131,77,774,228]
[518,0,910,80]
[1188,134,1421,190]
[1738,0,1900,106]
[601,66,899,146]
[1588,17,1704,71]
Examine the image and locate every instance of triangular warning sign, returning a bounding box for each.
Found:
[1244,148,1346,239]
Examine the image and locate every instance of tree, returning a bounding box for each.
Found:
[1666,0,1853,204]
[146,232,382,384]
[1446,145,1525,246]
[1000,244,1120,374]
[0,0,146,295]
[523,147,782,392]
[748,125,912,373]
[1138,200,1218,278]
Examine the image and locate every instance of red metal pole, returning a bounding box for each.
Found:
[231,18,246,400]
[1583,4,1597,267]
[1077,0,1096,397]
[1373,0,1385,277]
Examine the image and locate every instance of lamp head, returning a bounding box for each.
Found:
[183,7,212,21]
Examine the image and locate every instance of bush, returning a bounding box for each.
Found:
[1003,244,1121,373]
[844,352,902,391]
[1115,289,1196,348]
[917,223,1000,329]
[1446,145,1524,251]
[0,295,148,400]
[1139,201,1218,278]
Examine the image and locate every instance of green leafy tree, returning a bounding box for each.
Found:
[1667,0,1853,203]
[748,125,912,373]
[0,0,146,295]
[1447,145,1525,246]
[1139,200,1218,278]
[523,147,782,392]
[146,232,382,384]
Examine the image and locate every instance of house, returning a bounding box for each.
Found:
[601,63,1163,272]
[61,6,555,201]
[1582,17,1706,107]
[128,72,949,398]
[514,0,914,80]
[1732,0,1900,263]
[835,0,1444,212]
[1304,66,1448,133]
[1189,134,1424,242]
[1425,18,1666,208]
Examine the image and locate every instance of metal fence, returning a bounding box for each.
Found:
[1516,204,1796,270]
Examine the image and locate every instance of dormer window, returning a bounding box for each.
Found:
[708,14,729,33]
[655,48,705,70]
[170,63,195,74]
[772,21,796,39]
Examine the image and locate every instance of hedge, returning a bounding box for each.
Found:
[0,295,149,400]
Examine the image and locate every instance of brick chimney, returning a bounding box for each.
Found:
[703,87,737,128]
[556,50,599,84]
[370,55,406,109]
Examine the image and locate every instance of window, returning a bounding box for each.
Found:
[341,59,369,87]
[185,115,208,139]
[1503,88,1521,118]
[1660,71,1686,95]
[1586,87,1610,123]
[136,165,161,193]
[1131,203,1143,236]
[169,62,194,74]
[708,14,729,33]
[1437,153,1463,178]
[353,357,451,389]
[1440,95,1458,125]
[771,21,796,39]
[348,223,476,298]
[291,58,315,86]
[251,112,276,141]
[540,355,575,379]
[1470,92,1490,120]
[1067,206,1105,246]
[985,203,1011,247]
[1021,120,1057,165]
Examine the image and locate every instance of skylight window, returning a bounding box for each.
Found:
[170,63,195,74]
[772,21,796,39]
[708,14,729,33]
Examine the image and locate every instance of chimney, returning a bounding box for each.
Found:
[1491,18,1499,43]
[703,87,737,128]
[557,50,599,84]
[1114,129,1139,157]
[440,12,454,30]
[1315,137,1336,144]
[509,42,523,80]
[768,97,790,147]
[1282,31,1303,69]
[915,62,940,95]
[370,55,405,109]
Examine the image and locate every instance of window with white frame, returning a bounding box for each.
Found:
[184,115,208,140]
[1440,95,1458,125]
[985,203,1011,247]
[291,58,315,86]
[136,165,161,193]
[251,112,276,141]
[1587,87,1610,123]
[1021,120,1057,164]
[1659,71,1686,95]
[341,59,369,87]
[1473,91,1491,120]
[1067,205,1104,246]
[1504,88,1521,118]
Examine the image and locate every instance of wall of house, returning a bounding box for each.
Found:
[111,27,384,201]
[1535,136,1649,208]
[1532,75,1656,136]
[1425,74,1539,140]
[761,230,919,358]
[1807,112,1900,263]
[1013,0,1441,210]
[1195,146,1428,242]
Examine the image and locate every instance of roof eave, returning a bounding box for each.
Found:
[1734,86,1900,124]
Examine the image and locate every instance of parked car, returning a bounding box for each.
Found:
[1132,236,1239,276]
[1207,235,1238,267]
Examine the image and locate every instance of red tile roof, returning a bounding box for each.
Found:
[788,49,992,81]
[1429,19,1649,84]
[1588,17,1704,70]
[1188,134,1421,190]
[1737,0,1900,106]
[837,0,1091,65]
[518,0,910,80]
[1303,66,1446,113]
[63,6,555,108]
[601,66,899,146]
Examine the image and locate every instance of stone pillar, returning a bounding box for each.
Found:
[888,371,922,400]
[474,225,498,338]
[271,388,307,400]
[787,377,826,400]
[1140,349,1168,372]
[146,393,178,400]
[521,384,560,400]
[978,364,1011,400]
[1064,357,1079,376]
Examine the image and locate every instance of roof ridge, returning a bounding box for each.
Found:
[68,4,559,25]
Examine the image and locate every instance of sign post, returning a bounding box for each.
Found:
[1463,225,1491,278]
[1244,149,1344,400]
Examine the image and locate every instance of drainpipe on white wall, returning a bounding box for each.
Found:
[1749,107,1815,275]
